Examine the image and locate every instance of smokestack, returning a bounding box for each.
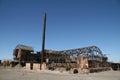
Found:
[40,12,47,70]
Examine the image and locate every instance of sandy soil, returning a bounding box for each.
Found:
[0,67,120,80]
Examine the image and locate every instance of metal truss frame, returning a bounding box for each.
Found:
[60,46,104,61]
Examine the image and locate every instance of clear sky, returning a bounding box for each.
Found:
[0,0,120,62]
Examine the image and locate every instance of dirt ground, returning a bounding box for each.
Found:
[0,67,120,80]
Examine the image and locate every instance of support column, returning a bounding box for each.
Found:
[40,12,47,70]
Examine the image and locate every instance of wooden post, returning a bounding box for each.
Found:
[40,13,47,70]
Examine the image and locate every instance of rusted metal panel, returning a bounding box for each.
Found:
[17,49,21,59]
[15,44,33,51]
[77,57,88,69]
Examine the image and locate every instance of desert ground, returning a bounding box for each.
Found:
[0,67,120,80]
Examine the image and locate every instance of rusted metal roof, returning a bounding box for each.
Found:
[15,44,34,51]
[44,49,59,54]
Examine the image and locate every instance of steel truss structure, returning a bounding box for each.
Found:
[60,46,104,62]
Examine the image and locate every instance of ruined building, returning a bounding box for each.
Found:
[13,45,37,62]
[13,44,111,73]
[12,13,117,73]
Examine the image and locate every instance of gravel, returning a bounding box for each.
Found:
[0,68,120,80]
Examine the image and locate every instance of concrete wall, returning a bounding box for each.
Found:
[26,63,31,70]
[41,63,47,70]
[33,63,40,70]
[26,63,47,70]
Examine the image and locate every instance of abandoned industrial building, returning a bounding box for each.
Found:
[13,44,112,73]
[13,44,39,63]
[11,13,120,73]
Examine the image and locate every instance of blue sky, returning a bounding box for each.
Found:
[0,0,120,62]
